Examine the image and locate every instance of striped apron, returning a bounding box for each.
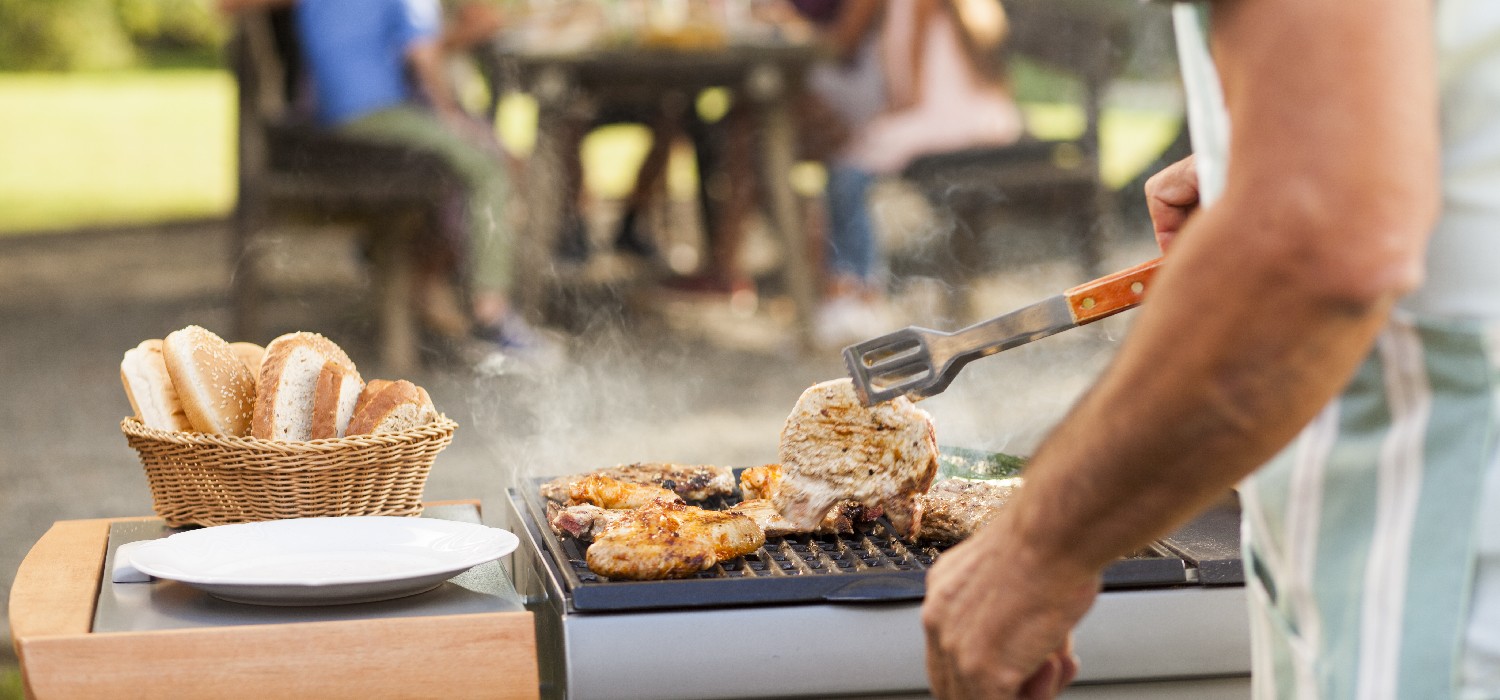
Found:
[1173,2,1500,696]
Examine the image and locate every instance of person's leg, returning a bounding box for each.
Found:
[341,105,513,329]
[614,103,683,257]
[824,163,879,291]
[813,163,888,348]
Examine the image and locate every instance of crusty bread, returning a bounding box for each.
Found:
[229,342,266,382]
[309,360,363,439]
[252,332,362,441]
[347,379,436,435]
[120,339,193,432]
[162,326,258,436]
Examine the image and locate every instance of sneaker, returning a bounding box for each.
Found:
[555,215,591,263]
[814,296,892,350]
[612,210,660,259]
[471,314,568,372]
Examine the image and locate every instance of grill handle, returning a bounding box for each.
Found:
[821,575,927,603]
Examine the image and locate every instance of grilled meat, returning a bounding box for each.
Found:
[541,463,736,503]
[586,499,766,580]
[733,463,877,535]
[566,474,683,509]
[917,477,1023,542]
[738,464,782,500]
[728,498,870,537]
[775,378,939,540]
[547,502,627,540]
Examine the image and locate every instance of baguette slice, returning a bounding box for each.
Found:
[252,332,362,441]
[347,379,436,435]
[229,342,266,382]
[309,360,363,439]
[120,339,193,432]
[162,326,258,436]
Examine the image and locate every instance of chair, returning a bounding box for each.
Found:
[228,9,463,372]
[898,0,1136,320]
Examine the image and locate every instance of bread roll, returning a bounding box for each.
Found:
[120,339,192,432]
[347,379,436,435]
[252,332,362,441]
[162,326,257,436]
[309,360,362,439]
[229,342,266,381]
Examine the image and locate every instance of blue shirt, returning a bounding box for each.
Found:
[295,0,441,126]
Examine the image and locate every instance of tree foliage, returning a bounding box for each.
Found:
[0,0,226,71]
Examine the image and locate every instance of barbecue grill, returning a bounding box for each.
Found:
[506,467,1251,699]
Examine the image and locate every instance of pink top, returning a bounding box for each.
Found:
[842,0,1025,174]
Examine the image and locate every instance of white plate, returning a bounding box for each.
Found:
[129,516,519,606]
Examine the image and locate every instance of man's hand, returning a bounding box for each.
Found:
[443,2,504,52]
[1143,154,1198,252]
[922,515,1097,699]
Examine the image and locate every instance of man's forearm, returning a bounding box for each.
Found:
[406,41,462,116]
[994,0,1441,574]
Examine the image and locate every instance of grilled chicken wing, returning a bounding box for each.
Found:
[775,379,939,540]
[542,463,736,503]
[586,499,766,580]
[566,474,683,509]
[917,477,1022,542]
[738,464,783,501]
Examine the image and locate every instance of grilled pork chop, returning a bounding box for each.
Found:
[917,477,1023,542]
[586,499,765,580]
[566,474,683,509]
[775,379,939,540]
[547,502,626,540]
[541,463,736,503]
[727,498,868,537]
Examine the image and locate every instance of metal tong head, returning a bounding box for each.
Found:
[842,328,958,406]
[843,257,1163,406]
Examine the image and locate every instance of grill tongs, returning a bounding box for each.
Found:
[844,257,1161,405]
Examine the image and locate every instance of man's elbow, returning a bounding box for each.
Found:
[1250,174,1439,311]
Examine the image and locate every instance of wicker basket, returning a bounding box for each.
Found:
[121,416,458,527]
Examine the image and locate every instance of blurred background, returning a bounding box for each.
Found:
[0,0,1187,694]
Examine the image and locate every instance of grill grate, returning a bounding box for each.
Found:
[520,476,1197,612]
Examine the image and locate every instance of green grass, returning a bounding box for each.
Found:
[0,70,235,234]
[0,71,1180,234]
[1021,102,1183,189]
[1,665,21,700]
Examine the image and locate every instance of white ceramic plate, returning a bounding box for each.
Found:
[129,516,519,606]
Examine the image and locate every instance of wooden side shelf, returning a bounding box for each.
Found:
[10,505,539,699]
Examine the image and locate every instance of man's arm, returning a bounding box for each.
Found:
[441,2,503,53]
[217,0,295,13]
[406,39,465,119]
[921,0,1440,695]
[825,0,885,61]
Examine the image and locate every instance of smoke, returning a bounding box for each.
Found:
[460,313,825,491]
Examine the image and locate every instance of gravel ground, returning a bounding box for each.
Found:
[0,206,1156,670]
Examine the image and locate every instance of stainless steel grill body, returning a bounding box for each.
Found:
[506,491,1252,699]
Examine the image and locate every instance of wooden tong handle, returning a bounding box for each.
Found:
[1063,257,1163,324]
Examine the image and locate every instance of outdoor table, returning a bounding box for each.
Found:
[8,500,538,699]
[481,42,822,348]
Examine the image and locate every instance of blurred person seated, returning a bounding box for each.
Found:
[799,0,1023,348]
[220,0,561,365]
[547,1,815,302]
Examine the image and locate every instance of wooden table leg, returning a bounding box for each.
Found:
[514,68,576,323]
[370,210,419,374]
[748,67,817,352]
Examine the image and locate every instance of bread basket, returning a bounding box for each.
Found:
[121,416,457,527]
